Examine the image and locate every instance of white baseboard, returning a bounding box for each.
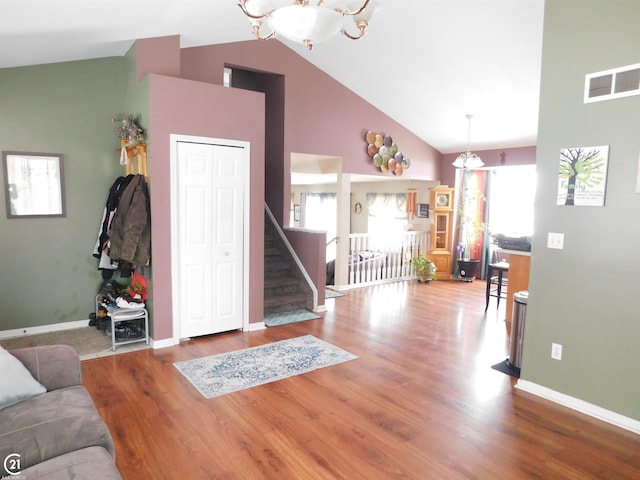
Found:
[151,337,179,350]
[246,321,266,332]
[0,319,90,340]
[516,379,640,435]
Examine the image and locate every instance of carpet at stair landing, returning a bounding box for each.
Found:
[264,309,320,327]
[174,335,357,399]
[325,288,345,299]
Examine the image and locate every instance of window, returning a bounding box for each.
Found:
[2,151,66,218]
[487,166,536,237]
[366,193,407,249]
[301,193,337,261]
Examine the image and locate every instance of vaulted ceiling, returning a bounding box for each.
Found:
[0,0,544,154]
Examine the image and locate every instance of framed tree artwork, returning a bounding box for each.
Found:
[557,145,609,206]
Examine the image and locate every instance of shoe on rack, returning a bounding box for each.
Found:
[116,296,145,309]
[97,316,111,332]
[115,323,144,340]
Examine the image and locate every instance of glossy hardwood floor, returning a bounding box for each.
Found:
[82,280,640,479]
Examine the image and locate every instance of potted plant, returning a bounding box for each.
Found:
[412,255,437,283]
[456,169,487,281]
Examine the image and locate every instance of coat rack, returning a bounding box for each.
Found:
[119,139,148,181]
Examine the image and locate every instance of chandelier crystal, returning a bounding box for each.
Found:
[452,114,484,169]
[238,0,380,50]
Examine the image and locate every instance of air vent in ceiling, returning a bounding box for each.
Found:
[585,63,640,103]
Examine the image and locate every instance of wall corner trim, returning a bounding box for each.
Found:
[516,379,640,435]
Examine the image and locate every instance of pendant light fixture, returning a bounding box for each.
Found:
[452,114,484,169]
[238,0,380,51]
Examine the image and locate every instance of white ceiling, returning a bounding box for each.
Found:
[0,0,544,155]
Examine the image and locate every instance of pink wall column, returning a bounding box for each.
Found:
[148,74,266,341]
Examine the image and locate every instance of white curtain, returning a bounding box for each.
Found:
[366,193,407,218]
[366,193,407,249]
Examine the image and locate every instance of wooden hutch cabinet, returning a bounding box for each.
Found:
[428,187,454,280]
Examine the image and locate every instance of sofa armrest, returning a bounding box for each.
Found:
[9,345,82,391]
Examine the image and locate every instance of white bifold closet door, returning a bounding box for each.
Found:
[176,141,244,338]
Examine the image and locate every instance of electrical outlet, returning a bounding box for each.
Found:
[547,232,564,249]
[551,343,563,360]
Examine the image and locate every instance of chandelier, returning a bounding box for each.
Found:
[238,0,380,51]
[452,114,484,169]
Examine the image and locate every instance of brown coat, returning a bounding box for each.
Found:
[108,174,151,267]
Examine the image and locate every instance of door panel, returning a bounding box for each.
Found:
[177,142,244,338]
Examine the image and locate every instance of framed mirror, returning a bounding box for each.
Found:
[2,151,66,218]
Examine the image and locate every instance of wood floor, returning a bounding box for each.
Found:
[82,280,640,479]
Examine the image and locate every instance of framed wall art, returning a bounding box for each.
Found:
[417,203,430,218]
[557,145,609,206]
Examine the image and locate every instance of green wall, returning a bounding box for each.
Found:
[0,53,148,330]
[522,0,640,420]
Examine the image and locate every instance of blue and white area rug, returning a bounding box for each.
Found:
[174,335,358,399]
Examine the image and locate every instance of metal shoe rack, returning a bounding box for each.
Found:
[95,296,149,351]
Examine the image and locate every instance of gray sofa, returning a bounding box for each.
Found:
[0,345,121,479]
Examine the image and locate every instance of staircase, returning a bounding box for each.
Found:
[264,215,314,315]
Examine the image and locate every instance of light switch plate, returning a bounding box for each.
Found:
[547,232,564,249]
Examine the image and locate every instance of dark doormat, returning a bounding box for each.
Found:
[491,359,521,378]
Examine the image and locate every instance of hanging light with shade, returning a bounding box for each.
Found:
[237,0,380,51]
[452,114,484,169]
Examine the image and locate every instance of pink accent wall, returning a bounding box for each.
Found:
[181,40,442,222]
[147,74,265,340]
[135,35,181,81]
[440,145,537,187]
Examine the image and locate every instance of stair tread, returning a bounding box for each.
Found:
[265,260,291,269]
[264,293,308,308]
[264,277,299,287]
[264,212,313,316]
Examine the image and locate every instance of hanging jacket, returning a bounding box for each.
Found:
[93,175,133,269]
[109,174,151,267]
